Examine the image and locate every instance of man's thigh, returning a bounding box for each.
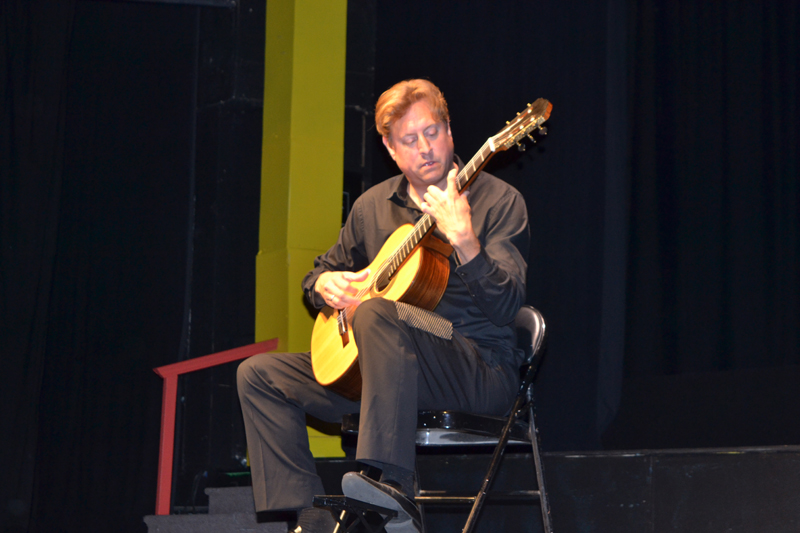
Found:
[410,328,519,416]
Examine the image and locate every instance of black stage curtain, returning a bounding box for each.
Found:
[625,1,799,378]
[604,1,800,448]
[2,1,197,531]
[1,2,77,531]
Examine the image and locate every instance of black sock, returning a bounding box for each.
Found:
[379,464,416,498]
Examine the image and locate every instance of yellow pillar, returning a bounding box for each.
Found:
[256,0,348,457]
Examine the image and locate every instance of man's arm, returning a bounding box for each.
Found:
[301,201,370,309]
[422,170,529,326]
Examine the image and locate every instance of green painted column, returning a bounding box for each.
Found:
[256,0,348,457]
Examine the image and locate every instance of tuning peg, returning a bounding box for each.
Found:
[527,133,537,144]
[538,126,548,135]
[516,142,526,152]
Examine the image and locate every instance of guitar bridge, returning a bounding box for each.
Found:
[337,310,350,347]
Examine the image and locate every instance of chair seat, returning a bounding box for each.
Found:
[342,410,530,447]
[416,410,530,444]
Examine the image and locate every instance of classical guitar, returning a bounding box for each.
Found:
[311,98,553,400]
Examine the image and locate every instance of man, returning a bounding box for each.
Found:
[237,79,529,533]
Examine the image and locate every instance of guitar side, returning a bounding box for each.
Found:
[310,224,451,400]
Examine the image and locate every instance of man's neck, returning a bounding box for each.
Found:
[406,178,447,209]
[406,181,424,208]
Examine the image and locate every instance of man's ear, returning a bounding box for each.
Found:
[382,136,396,161]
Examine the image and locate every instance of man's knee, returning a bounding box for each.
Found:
[352,298,399,334]
[237,353,275,398]
[236,356,258,396]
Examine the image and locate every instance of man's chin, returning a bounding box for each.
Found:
[420,165,448,182]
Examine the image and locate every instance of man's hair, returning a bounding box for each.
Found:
[375,79,450,139]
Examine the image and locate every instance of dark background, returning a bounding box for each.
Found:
[1,0,797,531]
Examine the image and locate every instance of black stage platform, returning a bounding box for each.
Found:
[148,446,800,532]
[323,446,800,533]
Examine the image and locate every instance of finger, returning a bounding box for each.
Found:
[327,291,349,306]
[340,270,368,295]
[331,276,353,292]
[334,292,361,309]
[420,203,434,220]
[328,293,347,309]
[425,186,445,204]
[332,278,359,296]
[446,168,460,199]
[345,269,370,282]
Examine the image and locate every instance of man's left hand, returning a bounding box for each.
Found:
[421,166,481,263]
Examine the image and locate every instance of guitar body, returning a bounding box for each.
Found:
[310,224,452,400]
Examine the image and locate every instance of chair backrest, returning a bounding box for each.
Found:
[515,305,547,385]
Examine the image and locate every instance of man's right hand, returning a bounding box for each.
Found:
[315,269,370,309]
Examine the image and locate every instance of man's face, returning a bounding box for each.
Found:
[383,100,454,193]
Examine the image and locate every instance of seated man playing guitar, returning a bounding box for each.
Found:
[237,79,530,533]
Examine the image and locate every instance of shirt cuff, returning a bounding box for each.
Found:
[310,290,326,309]
[454,247,493,283]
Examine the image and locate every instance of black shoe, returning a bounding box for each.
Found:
[341,472,423,533]
[290,507,336,533]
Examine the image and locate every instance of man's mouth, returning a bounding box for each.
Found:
[421,161,437,169]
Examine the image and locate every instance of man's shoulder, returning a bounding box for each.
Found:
[471,171,525,202]
[353,173,404,206]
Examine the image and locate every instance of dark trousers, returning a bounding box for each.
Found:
[237,298,519,512]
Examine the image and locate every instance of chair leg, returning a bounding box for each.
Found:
[332,509,348,533]
[461,390,553,533]
[528,395,553,533]
[460,393,526,533]
[414,468,427,531]
[313,495,397,533]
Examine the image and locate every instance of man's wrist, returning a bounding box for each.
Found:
[451,231,480,263]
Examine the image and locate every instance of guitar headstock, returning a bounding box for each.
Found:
[491,98,552,152]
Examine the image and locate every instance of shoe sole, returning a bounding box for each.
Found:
[341,473,423,533]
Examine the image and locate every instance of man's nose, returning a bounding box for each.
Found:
[418,135,431,153]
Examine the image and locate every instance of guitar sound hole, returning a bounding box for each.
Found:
[375,272,391,293]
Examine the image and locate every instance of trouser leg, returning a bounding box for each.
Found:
[352,298,519,472]
[237,351,358,512]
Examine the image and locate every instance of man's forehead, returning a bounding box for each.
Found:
[391,101,441,134]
